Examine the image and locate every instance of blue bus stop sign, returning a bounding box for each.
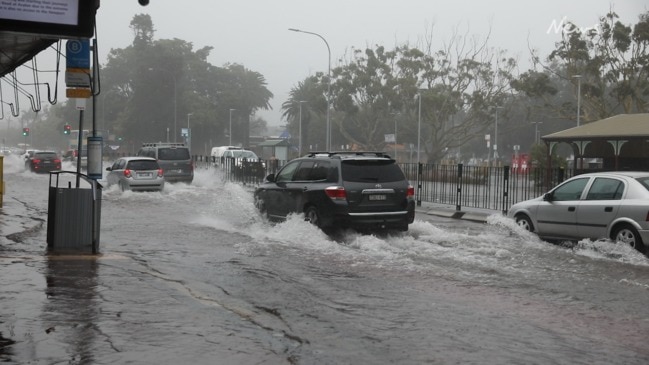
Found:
[66,39,90,69]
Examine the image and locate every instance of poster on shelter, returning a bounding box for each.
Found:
[0,0,79,26]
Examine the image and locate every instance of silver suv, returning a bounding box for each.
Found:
[254,152,415,232]
[137,142,193,184]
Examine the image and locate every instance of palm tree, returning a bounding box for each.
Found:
[282,76,327,151]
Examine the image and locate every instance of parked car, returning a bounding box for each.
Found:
[105,157,164,192]
[210,145,242,167]
[21,149,38,161]
[222,149,265,179]
[137,142,193,184]
[254,151,415,233]
[25,151,61,173]
[507,171,649,254]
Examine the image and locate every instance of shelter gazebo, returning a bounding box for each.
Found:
[542,113,649,171]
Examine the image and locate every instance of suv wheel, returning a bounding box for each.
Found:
[304,206,321,227]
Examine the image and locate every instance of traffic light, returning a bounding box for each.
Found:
[63,124,71,134]
[22,127,29,136]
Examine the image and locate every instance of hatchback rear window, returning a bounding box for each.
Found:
[127,160,160,170]
[341,160,406,183]
[158,148,190,160]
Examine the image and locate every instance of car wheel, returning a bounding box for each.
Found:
[515,214,534,232]
[304,206,322,228]
[612,224,646,254]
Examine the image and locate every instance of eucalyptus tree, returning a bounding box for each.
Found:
[520,11,649,123]
[99,14,273,152]
[326,36,516,162]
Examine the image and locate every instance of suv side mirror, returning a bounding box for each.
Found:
[265,173,276,183]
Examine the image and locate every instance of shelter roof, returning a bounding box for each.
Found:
[542,113,649,141]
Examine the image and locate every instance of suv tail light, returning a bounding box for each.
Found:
[157,168,164,177]
[325,186,347,201]
[407,185,415,198]
[124,169,132,178]
[32,159,41,164]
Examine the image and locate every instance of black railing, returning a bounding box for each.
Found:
[189,155,582,213]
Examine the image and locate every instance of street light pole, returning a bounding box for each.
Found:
[494,106,502,165]
[390,112,399,160]
[289,28,331,151]
[229,109,236,146]
[298,101,307,156]
[417,91,422,164]
[186,113,193,152]
[533,121,543,144]
[573,75,582,127]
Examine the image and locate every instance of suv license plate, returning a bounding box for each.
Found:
[369,194,386,201]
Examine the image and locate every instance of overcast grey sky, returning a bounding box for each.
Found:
[72,0,649,125]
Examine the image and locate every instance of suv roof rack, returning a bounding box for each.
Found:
[141,142,186,147]
[306,151,392,159]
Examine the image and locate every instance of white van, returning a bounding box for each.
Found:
[210,146,242,167]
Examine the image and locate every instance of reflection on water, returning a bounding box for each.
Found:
[0,331,16,361]
[43,255,99,364]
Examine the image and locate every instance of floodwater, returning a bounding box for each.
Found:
[1,154,649,364]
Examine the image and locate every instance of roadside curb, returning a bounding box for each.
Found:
[416,206,494,224]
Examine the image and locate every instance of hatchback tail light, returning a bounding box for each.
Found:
[157,168,163,177]
[407,185,415,198]
[325,186,347,201]
[124,169,132,178]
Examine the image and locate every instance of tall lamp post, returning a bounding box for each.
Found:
[289,28,331,151]
[390,112,399,160]
[416,91,426,207]
[298,101,307,156]
[186,113,193,152]
[417,91,423,164]
[229,108,236,146]
[573,75,582,127]
[533,121,543,144]
[494,106,502,165]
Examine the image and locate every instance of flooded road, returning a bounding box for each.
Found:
[1,154,649,364]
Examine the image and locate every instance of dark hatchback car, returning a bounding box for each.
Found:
[25,151,61,173]
[254,152,415,232]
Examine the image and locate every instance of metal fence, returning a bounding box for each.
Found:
[192,155,578,213]
[400,163,576,213]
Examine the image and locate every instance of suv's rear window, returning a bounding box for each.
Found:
[341,160,406,183]
[127,160,160,170]
[158,148,190,160]
[34,152,58,159]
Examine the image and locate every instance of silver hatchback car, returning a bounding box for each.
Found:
[106,157,164,192]
[508,171,649,254]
